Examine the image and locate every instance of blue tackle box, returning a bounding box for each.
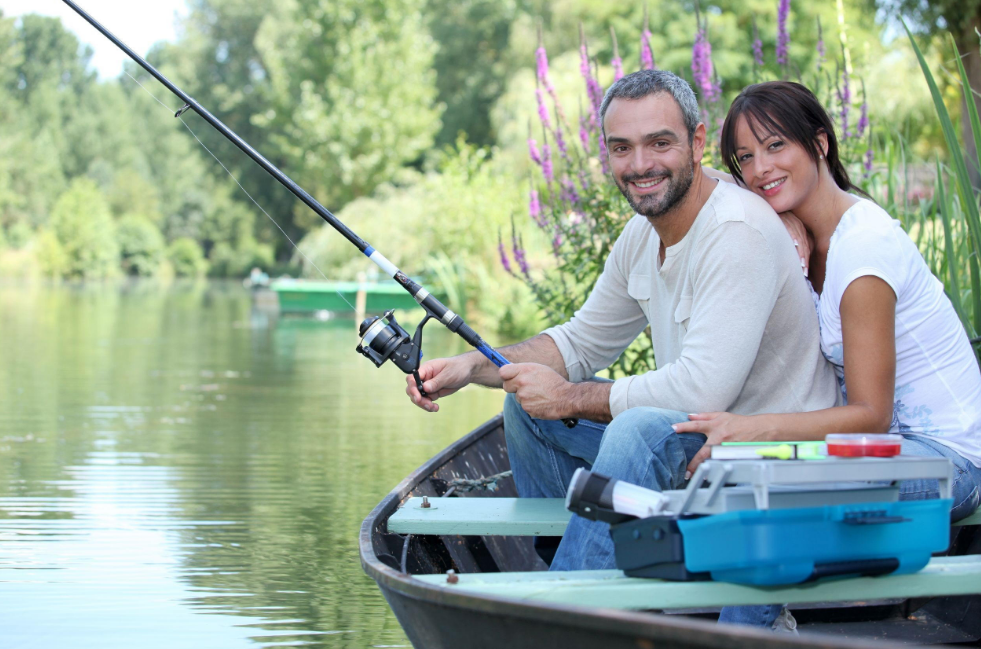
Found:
[605,456,956,586]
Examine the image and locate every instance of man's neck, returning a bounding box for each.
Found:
[649,167,715,258]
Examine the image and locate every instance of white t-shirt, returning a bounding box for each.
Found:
[816,199,981,467]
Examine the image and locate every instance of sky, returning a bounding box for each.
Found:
[0,0,188,79]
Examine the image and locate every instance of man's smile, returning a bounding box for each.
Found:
[629,175,668,194]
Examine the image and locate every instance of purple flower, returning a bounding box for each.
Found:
[816,17,825,69]
[498,232,512,273]
[752,19,764,68]
[536,88,552,131]
[641,9,655,70]
[512,229,530,277]
[856,79,868,138]
[541,143,554,183]
[535,46,554,94]
[864,147,874,177]
[579,116,591,152]
[552,230,563,254]
[529,188,544,228]
[641,30,655,71]
[580,34,604,128]
[692,27,720,103]
[612,56,624,81]
[597,131,609,175]
[552,107,568,159]
[578,169,590,194]
[528,137,542,166]
[838,64,851,138]
[610,26,624,80]
[561,176,581,205]
[777,0,790,66]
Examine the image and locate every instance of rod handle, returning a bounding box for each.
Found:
[475,344,578,429]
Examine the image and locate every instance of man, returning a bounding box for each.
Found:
[405,70,837,590]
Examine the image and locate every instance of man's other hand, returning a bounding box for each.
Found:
[405,356,475,413]
[500,363,572,420]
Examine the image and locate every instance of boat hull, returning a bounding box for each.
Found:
[360,415,981,649]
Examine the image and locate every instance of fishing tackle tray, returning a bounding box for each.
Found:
[610,498,953,586]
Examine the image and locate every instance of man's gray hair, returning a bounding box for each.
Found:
[599,70,700,144]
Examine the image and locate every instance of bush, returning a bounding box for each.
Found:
[5,221,32,249]
[207,238,275,278]
[117,215,165,277]
[48,178,119,279]
[34,229,66,277]
[167,237,207,278]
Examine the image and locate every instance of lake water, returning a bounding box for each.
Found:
[0,282,504,649]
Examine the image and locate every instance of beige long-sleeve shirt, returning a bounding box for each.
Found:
[544,179,840,418]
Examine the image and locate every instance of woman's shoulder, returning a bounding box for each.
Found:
[831,199,906,252]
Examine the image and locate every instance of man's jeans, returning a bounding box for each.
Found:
[503,394,981,628]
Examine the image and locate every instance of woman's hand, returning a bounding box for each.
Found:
[779,211,811,277]
[672,412,768,475]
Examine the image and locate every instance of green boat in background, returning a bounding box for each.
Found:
[271,278,433,314]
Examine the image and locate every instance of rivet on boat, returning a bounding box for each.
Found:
[421,496,431,508]
[446,569,459,584]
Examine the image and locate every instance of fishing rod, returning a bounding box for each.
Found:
[62,0,577,427]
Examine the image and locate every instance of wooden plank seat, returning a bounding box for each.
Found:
[412,556,981,610]
[388,497,981,537]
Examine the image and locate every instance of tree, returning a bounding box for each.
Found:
[426,0,523,147]
[875,0,981,182]
[254,0,442,230]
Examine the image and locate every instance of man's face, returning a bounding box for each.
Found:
[603,93,703,219]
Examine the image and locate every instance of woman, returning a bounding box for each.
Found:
[680,80,981,633]
[675,80,981,520]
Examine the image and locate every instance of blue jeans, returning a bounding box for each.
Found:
[503,394,981,628]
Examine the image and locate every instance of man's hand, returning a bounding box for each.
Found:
[672,412,768,475]
[499,363,572,420]
[405,355,477,413]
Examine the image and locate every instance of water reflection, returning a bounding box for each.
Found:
[0,282,504,648]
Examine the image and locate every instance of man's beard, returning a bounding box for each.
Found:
[615,158,695,219]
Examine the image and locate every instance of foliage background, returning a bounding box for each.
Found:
[0,0,974,344]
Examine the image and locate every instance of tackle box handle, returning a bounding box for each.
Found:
[842,510,911,525]
[807,558,900,581]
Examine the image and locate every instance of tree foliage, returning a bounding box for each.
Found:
[48,178,119,279]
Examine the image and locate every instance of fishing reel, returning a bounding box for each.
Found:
[357,310,429,394]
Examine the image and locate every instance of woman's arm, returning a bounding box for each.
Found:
[673,275,897,472]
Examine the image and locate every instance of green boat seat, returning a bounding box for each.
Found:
[413,555,981,610]
[388,497,571,536]
[388,497,981,537]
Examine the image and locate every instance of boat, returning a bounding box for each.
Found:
[271,278,426,314]
[360,414,981,649]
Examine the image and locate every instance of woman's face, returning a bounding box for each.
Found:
[732,115,822,214]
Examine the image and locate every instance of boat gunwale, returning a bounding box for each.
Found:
[358,414,917,649]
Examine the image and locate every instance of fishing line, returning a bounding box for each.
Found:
[124,71,357,312]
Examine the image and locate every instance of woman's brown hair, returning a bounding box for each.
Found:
[720,80,868,198]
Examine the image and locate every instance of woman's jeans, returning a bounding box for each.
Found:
[503,394,981,628]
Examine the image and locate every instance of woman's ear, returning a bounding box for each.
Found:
[816,129,829,159]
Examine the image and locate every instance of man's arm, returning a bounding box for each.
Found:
[407,218,647,417]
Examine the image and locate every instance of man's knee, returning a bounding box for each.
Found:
[603,407,688,448]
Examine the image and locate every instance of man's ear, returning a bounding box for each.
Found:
[691,122,708,162]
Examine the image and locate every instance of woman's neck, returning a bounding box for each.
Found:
[791,169,859,253]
